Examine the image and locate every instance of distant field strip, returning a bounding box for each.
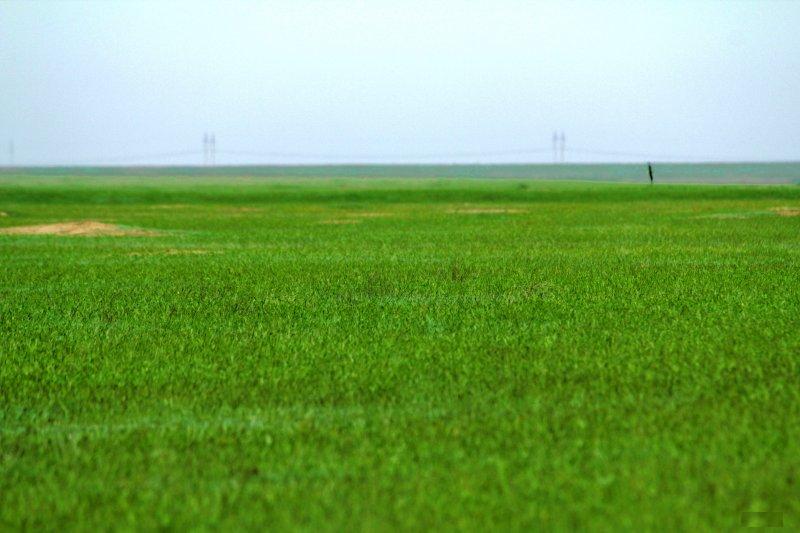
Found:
[2,161,800,183]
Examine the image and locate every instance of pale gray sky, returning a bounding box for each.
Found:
[1,0,799,165]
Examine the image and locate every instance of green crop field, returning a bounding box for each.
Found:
[1,168,799,530]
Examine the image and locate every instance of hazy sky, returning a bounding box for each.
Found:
[2,0,799,165]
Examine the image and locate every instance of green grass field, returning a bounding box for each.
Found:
[1,169,799,530]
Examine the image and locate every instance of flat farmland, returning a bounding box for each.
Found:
[1,171,799,530]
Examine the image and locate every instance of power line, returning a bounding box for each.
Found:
[216,147,553,161]
[565,147,726,162]
[69,149,201,165]
[7,137,762,166]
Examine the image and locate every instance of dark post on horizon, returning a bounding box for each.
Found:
[648,162,654,184]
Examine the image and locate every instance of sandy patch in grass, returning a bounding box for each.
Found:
[151,205,263,213]
[771,207,800,217]
[128,248,219,257]
[347,212,391,218]
[319,210,398,225]
[319,212,393,224]
[695,213,755,220]
[446,207,525,215]
[321,219,360,225]
[150,204,194,210]
[694,208,800,220]
[223,207,265,218]
[0,221,157,236]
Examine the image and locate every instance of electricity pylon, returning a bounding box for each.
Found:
[210,134,216,166]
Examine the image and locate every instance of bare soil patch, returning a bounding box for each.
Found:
[150,204,193,210]
[128,248,218,257]
[321,219,360,225]
[695,213,754,220]
[347,212,391,218]
[446,207,525,215]
[771,207,800,217]
[0,221,157,236]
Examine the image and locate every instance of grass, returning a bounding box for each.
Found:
[1,171,799,530]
